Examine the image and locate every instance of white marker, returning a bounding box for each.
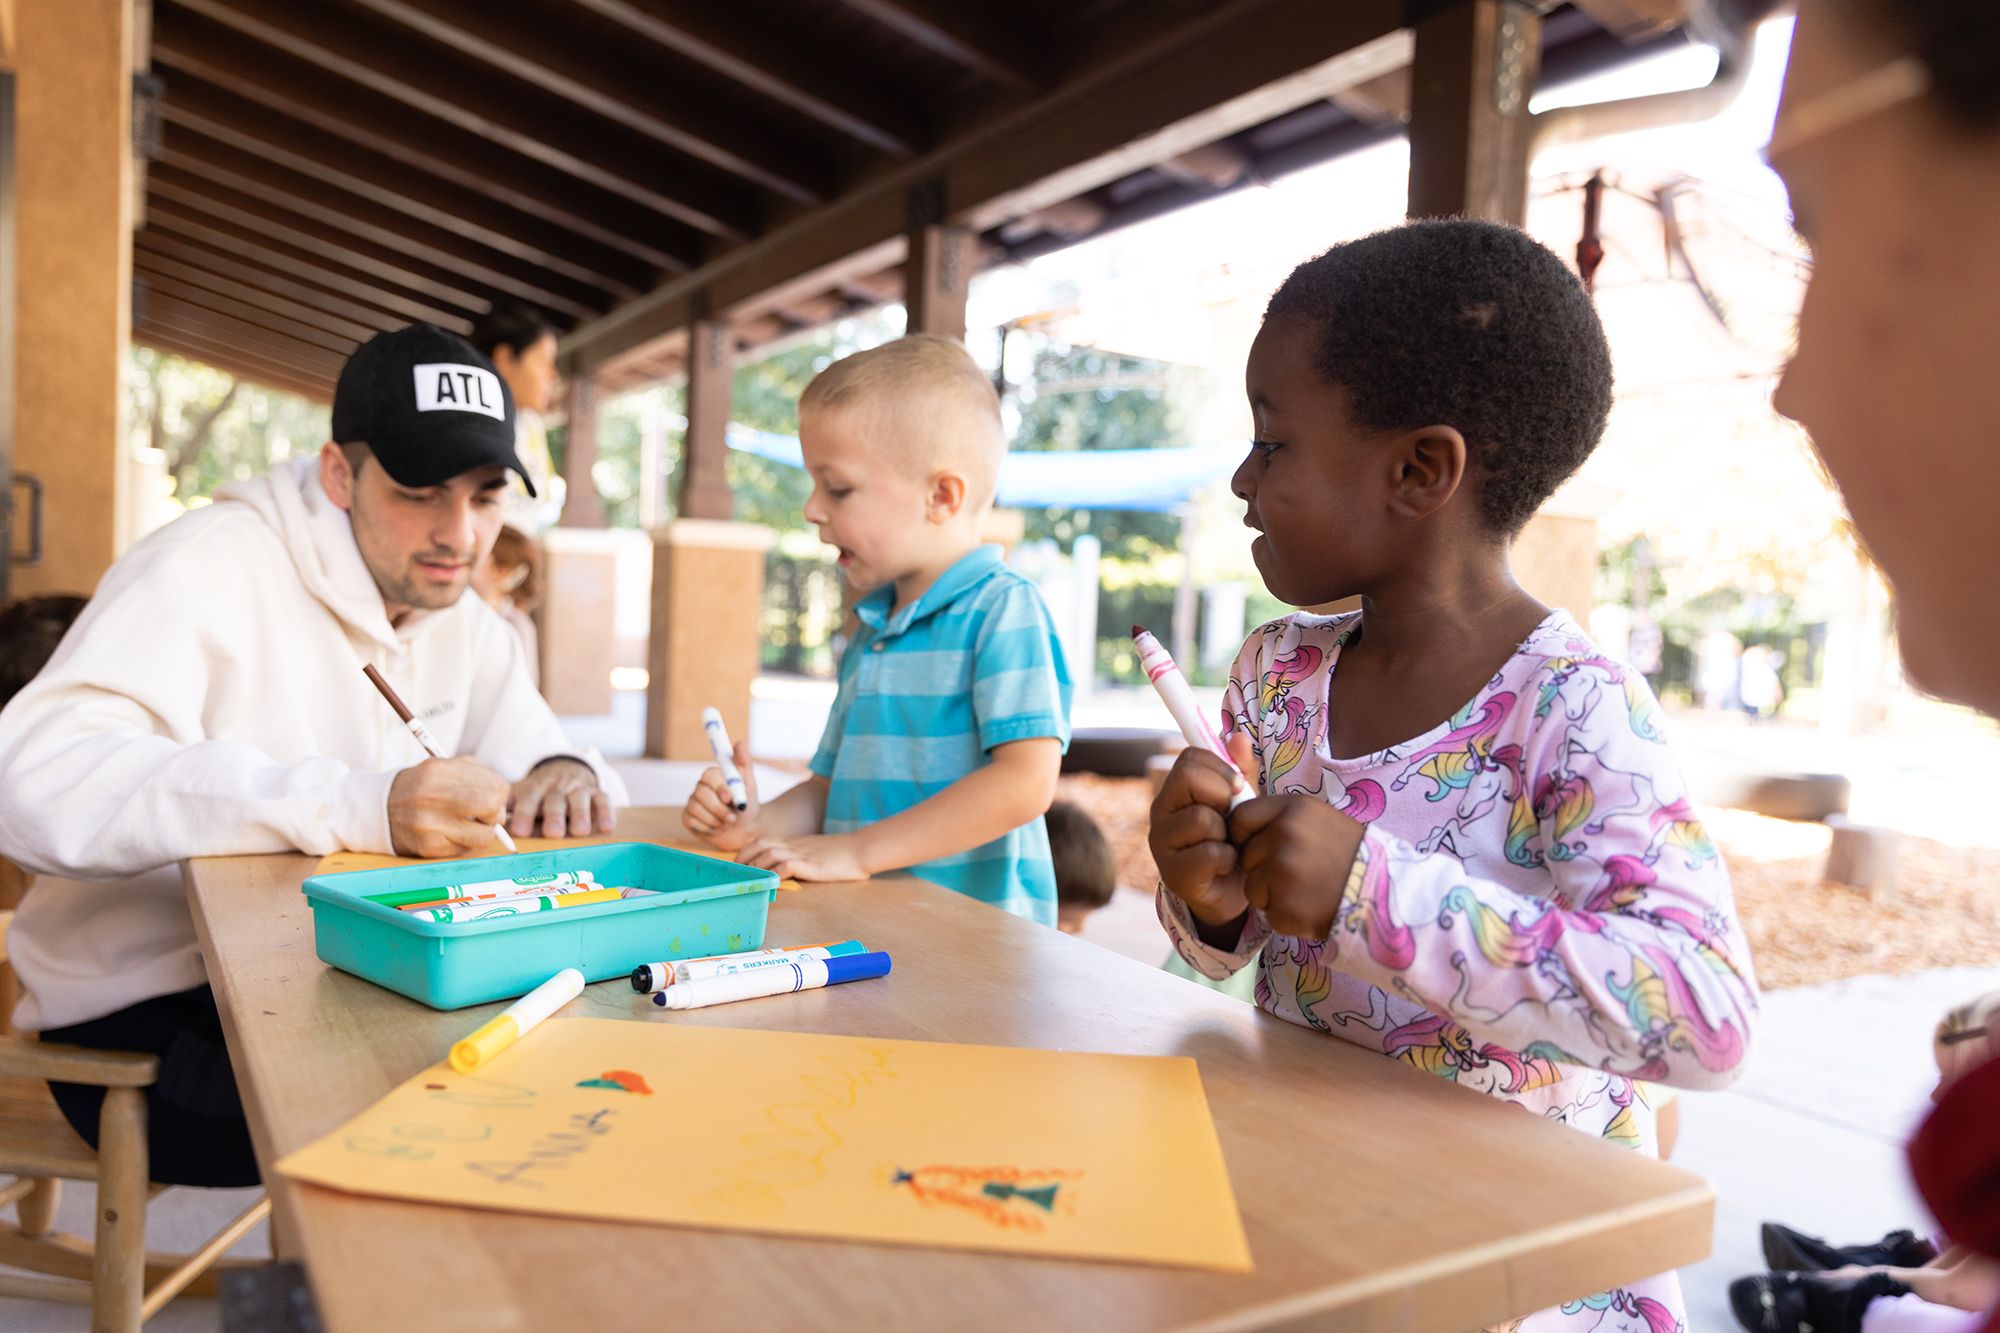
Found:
[652,951,891,1011]
[700,706,749,811]
[450,967,584,1073]
[629,940,868,993]
[1131,626,1253,809]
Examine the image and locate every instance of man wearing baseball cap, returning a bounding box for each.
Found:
[0,325,625,1186]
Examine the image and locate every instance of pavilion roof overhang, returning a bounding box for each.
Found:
[127,0,1698,401]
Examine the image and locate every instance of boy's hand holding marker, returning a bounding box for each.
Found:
[683,737,763,851]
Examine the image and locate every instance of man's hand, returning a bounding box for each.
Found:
[738,831,868,882]
[1225,794,1366,942]
[681,740,761,852]
[1148,739,1254,934]
[508,758,614,840]
[388,758,515,858]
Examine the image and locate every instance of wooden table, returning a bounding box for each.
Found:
[185,808,1713,1332]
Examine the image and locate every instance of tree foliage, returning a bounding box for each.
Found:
[1007,339,1196,560]
[126,347,330,502]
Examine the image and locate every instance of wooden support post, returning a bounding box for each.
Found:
[678,318,734,521]
[1406,0,1541,224]
[11,0,138,594]
[93,1085,147,1333]
[904,179,973,338]
[537,528,619,715]
[645,520,773,760]
[556,374,605,529]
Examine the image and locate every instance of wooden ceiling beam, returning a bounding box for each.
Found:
[567,0,921,156]
[341,0,828,203]
[135,234,410,339]
[1154,142,1255,189]
[837,0,1044,91]
[1328,66,1412,126]
[772,292,851,326]
[564,0,1407,371]
[165,0,762,240]
[151,45,689,279]
[155,116,636,305]
[1566,0,1688,40]
[135,261,382,348]
[135,326,334,402]
[151,150,609,319]
[144,196,488,327]
[136,225,475,335]
[135,273,363,356]
[139,301,350,380]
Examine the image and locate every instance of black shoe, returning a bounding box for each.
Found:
[1728,1271,1912,1333]
[1760,1221,1939,1273]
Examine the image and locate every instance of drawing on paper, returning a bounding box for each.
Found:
[891,1165,1082,1232]
[277,1019,1252,1272]
[698,1046,897,1216]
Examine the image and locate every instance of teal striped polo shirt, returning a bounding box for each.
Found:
[810,544,1073,924]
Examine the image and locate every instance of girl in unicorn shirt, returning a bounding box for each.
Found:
[1149,221,1760,1333]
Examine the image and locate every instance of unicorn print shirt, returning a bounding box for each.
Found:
[1158,610,1759,1333]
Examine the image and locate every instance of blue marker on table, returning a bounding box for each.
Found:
[652,950,891,1010]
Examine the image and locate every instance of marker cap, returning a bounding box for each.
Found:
[450,1015,520,1074]
[823,951,892,984]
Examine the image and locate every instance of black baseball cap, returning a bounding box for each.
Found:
[331,324,536,496]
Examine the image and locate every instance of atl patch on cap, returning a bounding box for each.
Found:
[331,324,535,495]
[413,363,506,421]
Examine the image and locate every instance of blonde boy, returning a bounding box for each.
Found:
[683,335,1073,924]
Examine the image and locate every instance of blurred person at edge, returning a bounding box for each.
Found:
[1767,2,2000,1331]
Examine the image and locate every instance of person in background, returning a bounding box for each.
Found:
[470,306,565,534]
[1045,800,1117,934]
[1763,0,2000,1328]
[0,595,88,707]
[1730,993,2000,1331]
[472,525,543,688]
[0,595,89,1031]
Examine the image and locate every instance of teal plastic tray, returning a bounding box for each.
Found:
[301,843,779,1010]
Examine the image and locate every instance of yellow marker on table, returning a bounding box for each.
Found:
[450,967,584,1074]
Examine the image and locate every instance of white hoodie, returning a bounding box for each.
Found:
[0,457,626,1031]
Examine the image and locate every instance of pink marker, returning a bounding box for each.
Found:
[1131,626,1253,809]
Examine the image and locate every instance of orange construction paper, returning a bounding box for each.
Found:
[276,1018,1250,1272]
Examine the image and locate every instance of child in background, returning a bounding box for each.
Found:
[684,336,1072,925]
[1732,991,2000,1333]
[473,525,542,687]
[1046,800,1116,934]
[1148,220,1760,1331]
